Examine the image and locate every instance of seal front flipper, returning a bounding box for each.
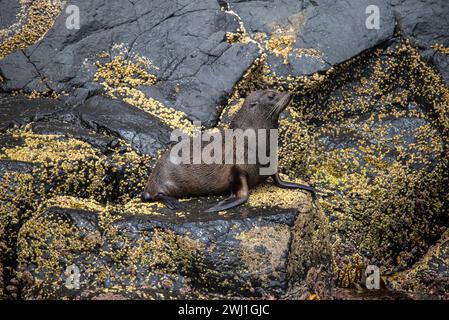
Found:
[205,172,249,213]
[156,194,185,210]
[272,172,317,198]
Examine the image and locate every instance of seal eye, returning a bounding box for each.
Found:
[267,92,276,99]
[250,102,258,108]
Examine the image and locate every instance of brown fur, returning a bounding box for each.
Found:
[142,89,301,211]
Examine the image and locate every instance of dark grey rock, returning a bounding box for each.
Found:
[0,0,19,29]
[387,232,449,299]
[0,159,34,178]
[29,120,117,154]
[392,0,449,48]
[392,0,449,86]
[319,105,443,172]
[75,95,172,157]
[230,0,395,76]
[295,0,394,67]
[0,94,62,131]
[228,0,309,34]
[433,53,449,86]
[1,0,260,126]
[0,50,40,90]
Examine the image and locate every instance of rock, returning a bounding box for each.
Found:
[318,104,443,172]
[392,0,449,86]
[75,95,172,157]
[0,51,41,90]
[290,0,394,73]
[228,0,307,34]
[0,127,150,297]
[277,39,449,283]
[24,283,197,300]
[0,0,260,126]
[0,126,152,204]
[0,93,170,157]
[392,0,449,48]
[386,231,449,299]
[0,94,63,131]
[29,120,117,154]
[229,0,395,76]
[17,186,333,299]
[433,53,449,86]
[0,159,35,180]
[0,258,3,299]
[332,287,413,300]
[0,158,36,299]
[0,0,19,29]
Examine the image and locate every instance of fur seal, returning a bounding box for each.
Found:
[142,89,316,212]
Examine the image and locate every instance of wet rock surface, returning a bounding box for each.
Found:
[232,0,395,76]
[0,0,260,125]
[385,230,449,298]
[391,0,449,86]
[74,96,172,157]
[0,95,64,131]
[0,0,19,29]
[17,190,330,299]
[1,0,449,300]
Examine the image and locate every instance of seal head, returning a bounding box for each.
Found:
[231,90,292,130]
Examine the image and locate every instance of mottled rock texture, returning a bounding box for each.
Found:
[1,0,449,300]
[17,192,331,299]
[387,231,449,299]
[392,0,449,85]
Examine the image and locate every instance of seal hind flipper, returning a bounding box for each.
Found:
[204,195,248,213]
[272,172,317,198]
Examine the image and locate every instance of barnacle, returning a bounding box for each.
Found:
[94,47,193,133]
[0,0,65,59]
[222,38,449,287]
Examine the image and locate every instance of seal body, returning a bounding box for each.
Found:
[142,89,315,212]
[144,151,234,198]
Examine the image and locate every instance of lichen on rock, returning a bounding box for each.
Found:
[94,46,193,133]
[1,0,449,300]
[220,37,449,290]
[0,0,65,59]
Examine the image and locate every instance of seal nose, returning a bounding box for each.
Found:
[141,192,152,202]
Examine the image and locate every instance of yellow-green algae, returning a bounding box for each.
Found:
[0,126,154,297]
[94,47,194,134]
[432,44,449,55]
[385,229,449,298]
[286,193,333,299]
[281,42,449,278]
[16,195,205,299]
[221,38,449,288]
[236,225,290,276]
[225,8,322,66]
[248,177,311,209]
[0,129,152,241]
[0,0,66,59]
